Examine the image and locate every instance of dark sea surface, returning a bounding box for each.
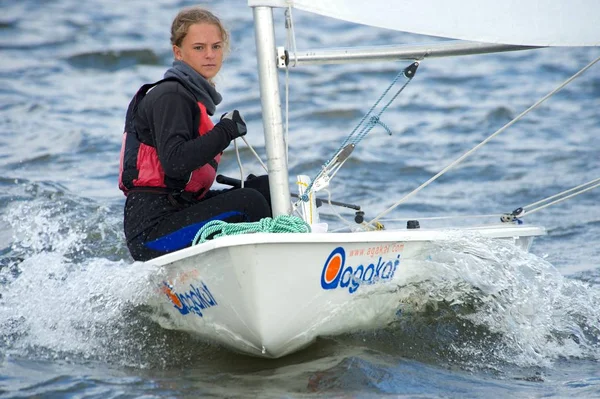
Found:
[1,0,600,398]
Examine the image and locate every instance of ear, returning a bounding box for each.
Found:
[172,45,183,61]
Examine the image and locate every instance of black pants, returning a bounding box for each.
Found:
[124,175,272,261]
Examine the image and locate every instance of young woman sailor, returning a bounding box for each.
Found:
[119,6,271,261]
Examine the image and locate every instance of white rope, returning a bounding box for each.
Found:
[367,55,600,228]
[522,180,600,216]
[231,137,268,191]
[240,136,268,173]
[323,188,357,230]
[233,139,245,188]
[524,177,600,211]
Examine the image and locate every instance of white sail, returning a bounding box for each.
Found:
[248,0,600,46]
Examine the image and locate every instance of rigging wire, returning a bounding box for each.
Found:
[380,214,502,223]
[285,7,298,67]
[284,6,299,162]
[366,55,600,228]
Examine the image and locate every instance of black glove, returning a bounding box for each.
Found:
[220,110,247,139]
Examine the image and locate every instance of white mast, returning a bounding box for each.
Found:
[252,6,291,216]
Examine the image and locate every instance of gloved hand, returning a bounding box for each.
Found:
[220,110,247,140]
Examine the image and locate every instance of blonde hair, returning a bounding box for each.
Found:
[170,7,230,53]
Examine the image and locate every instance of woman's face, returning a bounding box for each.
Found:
[173,23,224,80]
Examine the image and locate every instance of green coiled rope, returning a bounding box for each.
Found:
[192,215,311,245]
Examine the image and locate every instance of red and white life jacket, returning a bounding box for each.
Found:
[118,79,220,199]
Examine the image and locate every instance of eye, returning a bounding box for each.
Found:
[213,44,222,50]
[194,45,205,51]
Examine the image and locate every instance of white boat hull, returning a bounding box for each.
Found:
[144,224,545,358]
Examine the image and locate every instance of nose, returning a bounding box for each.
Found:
[206,48,215,59]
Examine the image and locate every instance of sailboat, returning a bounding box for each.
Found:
[144,0,599,358]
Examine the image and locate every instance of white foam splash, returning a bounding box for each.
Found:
[0,197,164,365]
[0,254,156,352]
[396,232,600,367]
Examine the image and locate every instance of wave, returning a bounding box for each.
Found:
[65,49,163,71]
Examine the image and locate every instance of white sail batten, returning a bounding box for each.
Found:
[248,0,600,47]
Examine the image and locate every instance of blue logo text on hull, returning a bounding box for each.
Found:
[321,247,399,294]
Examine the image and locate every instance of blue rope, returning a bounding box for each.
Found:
[351,78,413,145]
[303,62,419,199]
[338,69,406,149]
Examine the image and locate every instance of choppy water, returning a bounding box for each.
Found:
[1,0,600,398]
